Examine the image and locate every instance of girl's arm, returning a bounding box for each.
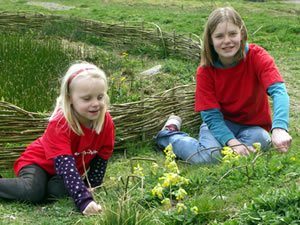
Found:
[267,82,292,152]
[84,155,108,188]
[267,82,289,131]
[201,109,255,155]
[54,155,95,213]
[200,108,234,146]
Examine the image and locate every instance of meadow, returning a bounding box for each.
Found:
[0,0,299,224]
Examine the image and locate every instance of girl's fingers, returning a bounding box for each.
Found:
[83,201,102,216]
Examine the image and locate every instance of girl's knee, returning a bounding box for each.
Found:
[239,127,270,147]
[251,129,271,147]
[22,185,45,203]
[21,177,47,203]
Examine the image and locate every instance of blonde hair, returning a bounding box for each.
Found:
[50,61,110,135]
[201,7,248,67]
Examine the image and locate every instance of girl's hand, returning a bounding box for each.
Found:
[82,201,102,216]
[227,139,255,156]
[272,128,292,153]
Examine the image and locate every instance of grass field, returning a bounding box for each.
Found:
[0,0,299,224]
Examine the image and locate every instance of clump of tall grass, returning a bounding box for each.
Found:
[0,32,87,112]
[97,197,158,225]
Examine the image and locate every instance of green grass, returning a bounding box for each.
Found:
[0,0,299,224]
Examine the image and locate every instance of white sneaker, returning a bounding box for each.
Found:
[162,114,182,132]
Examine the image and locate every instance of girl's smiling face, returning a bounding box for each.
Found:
[70,76,105,128]
[211,21,242,67]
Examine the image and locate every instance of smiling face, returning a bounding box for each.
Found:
[70,76,106,128]
[211,21,242,67]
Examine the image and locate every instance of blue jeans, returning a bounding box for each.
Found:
[155,120,271,164]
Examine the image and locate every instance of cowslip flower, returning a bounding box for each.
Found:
[176,203,187,213]
[122,52,128,57]
[167,161,179,173]
[164,144,176,161]
[161,198,171,208]
[222,146,239,162]
[190,206,199,215]
[179,176,190,185]
[152,183,163,198]
[253,142,261,152]
[175,188,188,200]
[159,174,171,187]
[133,163,144,177]
[169,173,182,186]
[159,172,183,187]
[151,162,159,175]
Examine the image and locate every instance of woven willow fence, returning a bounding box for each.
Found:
[0,11,202,61]
[0,84,201,168]
[0,11,203,168]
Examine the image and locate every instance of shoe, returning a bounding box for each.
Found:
[162,114,182,132]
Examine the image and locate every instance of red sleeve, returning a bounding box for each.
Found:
[251,45,284,91]
[195,66,220,112]
[97,112,115,160]
[43,117,73,160]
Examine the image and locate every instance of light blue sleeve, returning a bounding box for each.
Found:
[200,108,235,146]
[267,82,289,132]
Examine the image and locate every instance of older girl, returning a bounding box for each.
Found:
[156,7,292,163]
[0,61,114,215]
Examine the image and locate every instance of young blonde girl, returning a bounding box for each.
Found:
[0,61,114,215]
[156,7,292,163]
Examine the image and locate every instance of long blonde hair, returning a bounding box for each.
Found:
[50,61,110,135]
[201,7,248,67]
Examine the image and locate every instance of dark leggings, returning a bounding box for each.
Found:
[0,164,68,203]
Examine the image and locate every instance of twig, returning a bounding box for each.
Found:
[252,25,263,35]
[82,154,95,201]
[123,175,144,200]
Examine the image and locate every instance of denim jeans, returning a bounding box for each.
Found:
[155,120,271,164]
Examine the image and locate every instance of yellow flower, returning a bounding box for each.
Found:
[179,176,190,185]
[151,162,159,175]
[133,163,144,177]
[176,203,187,213]
[122,52,128,57]
[222,146,239,162]
[290,157,296,161]
[175,188,188,200]
[161,198,171,208]
[221,150,227,155]
[253,142,261,151]
[164,144,176,160]
[152,183,163,198]
[160,172,183,186]
[167,161,179,173]
[120,77,126,82]
[190,206,199,214]
[162,180,170,187]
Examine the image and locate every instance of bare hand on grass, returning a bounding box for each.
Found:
[82,201,102,216]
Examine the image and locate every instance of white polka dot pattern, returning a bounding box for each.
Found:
[54,155,93,212]
[85,156,108,187]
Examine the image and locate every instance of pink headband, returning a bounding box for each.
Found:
[68,67,96,87]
